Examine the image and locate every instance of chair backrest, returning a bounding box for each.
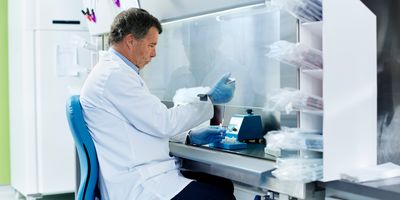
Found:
[66,95,100,200]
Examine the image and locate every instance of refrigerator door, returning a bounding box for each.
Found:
[35,30,90,194]
[36,0,87,30]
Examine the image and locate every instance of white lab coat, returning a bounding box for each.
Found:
[80,50,213,200]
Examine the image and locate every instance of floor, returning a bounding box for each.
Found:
[0,186,74,200]
[0,186,16,200]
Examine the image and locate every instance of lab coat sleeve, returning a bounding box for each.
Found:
[170,120,210,143]
[103,70,213,138]
[169,132,188,143]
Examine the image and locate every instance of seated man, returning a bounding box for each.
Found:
[80,8,236,200]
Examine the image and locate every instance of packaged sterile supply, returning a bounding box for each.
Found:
[172,87,210,106]
[340,162,400,183]
[270,0,322,23]
[265,88,323,114]
[272,158,323,182]
[275,157,322,168]
[264,128,323,152]
[264,147,322,159]
[266,128,324,183]
[267,40,323,70]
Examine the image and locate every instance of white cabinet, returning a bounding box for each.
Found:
[8,0,91,197]
[35,30,90,193]
[298,0,377,181]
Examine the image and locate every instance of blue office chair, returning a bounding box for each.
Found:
[66,95,101,200]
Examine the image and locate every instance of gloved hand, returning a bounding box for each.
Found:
[207,73,236,104]
[189,126,226,145]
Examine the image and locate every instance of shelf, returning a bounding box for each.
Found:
[301,21,322,38]
[301,109,323,116]
[302,69,323,80]
[300,21,323,50]
[278,109,323,116]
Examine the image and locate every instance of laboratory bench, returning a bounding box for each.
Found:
[169,142,323,200]
[319,178,400,200]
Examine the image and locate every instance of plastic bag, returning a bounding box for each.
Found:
[266,128,324,182]
[265,128,323,152]
[265,88,323,114]
[271,0,322,23]
[264,147,322,159]
[267,40,323,70]
[172,86,210,106]
[272,158,323,182]
[275,157,322,168]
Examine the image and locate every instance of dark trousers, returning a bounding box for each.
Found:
[171,171,236,200]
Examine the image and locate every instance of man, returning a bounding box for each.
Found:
[80,8,236,200]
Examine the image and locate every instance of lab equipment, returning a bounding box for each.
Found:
[66,95,101,200]
[267,40,323,70]
[91,9,97,23]
[82,0,139,36]
[210,131,247,150]
[81,8,96,23]
[266,88,323,114]
[81,9,92,22]
[271,0,322,22]
[228,109,264,141]
[226,77,236,85]
[210,110,264,150]
[207,73,236,104]
[189,126,227,145]
[113,0,121,8]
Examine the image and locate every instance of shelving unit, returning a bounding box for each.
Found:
[299,21,323,132]
[297,0,377,182]
[272,0,377,183]
[322,0,376,181]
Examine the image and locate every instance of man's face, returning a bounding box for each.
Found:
[127,26,159,69]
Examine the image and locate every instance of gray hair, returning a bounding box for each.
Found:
[109,8,162,45]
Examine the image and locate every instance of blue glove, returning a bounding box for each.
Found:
[207,73,236,104]
[189,126,226,145]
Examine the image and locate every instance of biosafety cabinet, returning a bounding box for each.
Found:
[8,0,376,199]
[139,0,376,199]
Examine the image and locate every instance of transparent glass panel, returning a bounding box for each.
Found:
[141,5,297,109]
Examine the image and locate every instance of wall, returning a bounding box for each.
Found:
[0,0,10,184]
[361,0,400,164]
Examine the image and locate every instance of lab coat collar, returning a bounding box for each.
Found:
[108,47,140,74]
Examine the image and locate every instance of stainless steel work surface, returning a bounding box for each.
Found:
[170,142,275,173]
[320,177,400,200]
[169,142,320,199]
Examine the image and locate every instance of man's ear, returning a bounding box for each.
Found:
[125,33,137,49]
